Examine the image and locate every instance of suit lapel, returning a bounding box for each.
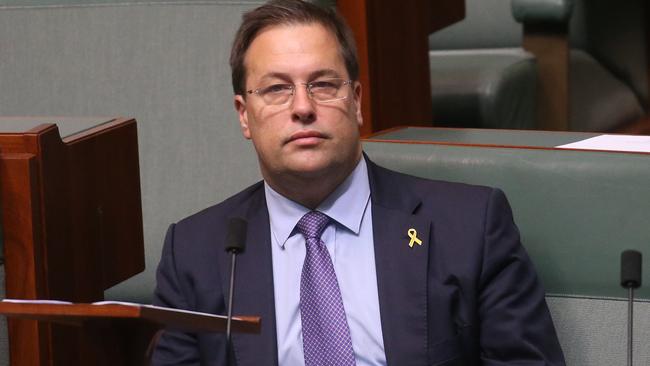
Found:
[368,158,430,366]
[221,158,433,366]
[226,191,279,366]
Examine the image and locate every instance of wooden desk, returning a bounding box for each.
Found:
[0,301,260,366]
[0,117,144,365]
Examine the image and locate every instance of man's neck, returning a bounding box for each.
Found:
[263,156,362,210]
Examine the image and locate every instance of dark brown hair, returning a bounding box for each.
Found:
[229,0,359,95]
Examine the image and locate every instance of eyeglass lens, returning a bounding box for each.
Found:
[254,79,350,105]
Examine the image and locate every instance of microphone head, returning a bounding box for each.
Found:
[620,250,642,289]
[225,217,247,254]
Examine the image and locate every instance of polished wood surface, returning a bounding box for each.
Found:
[337,0,465,135]
[0,302,261,334]
[337,1,373,136]
[646,1,650,110]
[363,126,650,155]
[0,117,144,365]
[0,154,47,365]
[0,302,260,366]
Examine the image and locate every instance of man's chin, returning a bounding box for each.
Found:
[282,155,342,178]
[286,162,332,179]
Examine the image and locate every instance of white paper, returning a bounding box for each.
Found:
[1,299,73,305]
[91,301,141,306]
[556,135,650,153]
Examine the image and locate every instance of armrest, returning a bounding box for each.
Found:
[429,48,537,129]
[512,0,574,24]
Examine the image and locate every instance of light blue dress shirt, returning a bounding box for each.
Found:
[264,158,387,366]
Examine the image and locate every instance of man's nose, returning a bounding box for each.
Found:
[290,85,316,124]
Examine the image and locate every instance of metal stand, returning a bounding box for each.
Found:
[627,287,634,366]
[226,252,238,366]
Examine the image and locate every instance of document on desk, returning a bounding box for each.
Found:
[1,299,73,305]
[556,134,650,153]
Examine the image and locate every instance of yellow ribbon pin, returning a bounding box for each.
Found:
[407,228,422,248]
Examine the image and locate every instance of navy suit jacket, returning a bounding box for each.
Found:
[153,157,565,365]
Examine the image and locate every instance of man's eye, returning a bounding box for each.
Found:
[260,84,293,95]
[310,80,339,90]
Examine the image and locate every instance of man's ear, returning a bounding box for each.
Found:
[234,95,251,139]
[353,81,363,127]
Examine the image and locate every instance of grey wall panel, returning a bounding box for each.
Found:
[0,0,262,7]
[0,2,264,302]
[547,296,650,366]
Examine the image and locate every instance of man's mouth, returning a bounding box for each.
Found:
[286,130,328,145]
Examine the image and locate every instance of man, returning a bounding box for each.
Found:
[153,1,566,365]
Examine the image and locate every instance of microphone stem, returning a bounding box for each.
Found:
[628,287,634,366]
[226,252,237,366]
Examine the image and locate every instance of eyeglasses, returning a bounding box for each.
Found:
[247,78,353,106]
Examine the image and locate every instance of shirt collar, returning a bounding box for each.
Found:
[264,157,370,248]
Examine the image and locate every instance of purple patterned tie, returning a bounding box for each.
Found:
[297,211,356,366]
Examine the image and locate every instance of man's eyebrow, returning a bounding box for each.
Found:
[259,72,292,83]
[308,69,341,80]
[258,69,342,84]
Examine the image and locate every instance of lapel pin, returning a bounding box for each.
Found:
[407,228,422,248]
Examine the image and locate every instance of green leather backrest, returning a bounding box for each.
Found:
[364,128,650,300]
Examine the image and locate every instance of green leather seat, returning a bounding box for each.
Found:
[428,0,539,129]
[429,0,647,131]
[512,0,647,131]
[429,48,537,129]
[364,127,650,365]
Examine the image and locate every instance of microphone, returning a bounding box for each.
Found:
[224,217,247,365]
[620,250,642,366]
[621,250,642,289]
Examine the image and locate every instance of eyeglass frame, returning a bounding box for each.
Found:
[245,78,354,105]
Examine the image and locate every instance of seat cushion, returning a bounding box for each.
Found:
[569,0,648,110]
[429,48,537,129]
[570,49,645,131]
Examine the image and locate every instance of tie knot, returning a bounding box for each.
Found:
[296,211,330,239]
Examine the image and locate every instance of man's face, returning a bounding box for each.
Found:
[234,23,363,184]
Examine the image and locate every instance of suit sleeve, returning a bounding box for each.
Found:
[478,188,566,365]
[151,224,201,366]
